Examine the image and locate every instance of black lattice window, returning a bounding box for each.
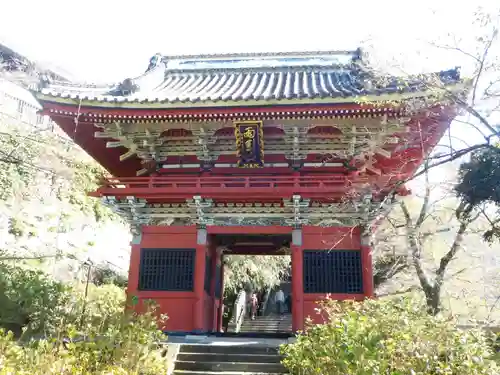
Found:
[204,255,212,294]
[303,250,363,294]
[139,248,195,291]
[214,264,222,298]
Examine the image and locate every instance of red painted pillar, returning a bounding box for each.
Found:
[218,258,225,332]
[291,244,304,332]
[127,243,141,306]
[361,243,374,298]
[193,245,206,332]
[210,246,218,332]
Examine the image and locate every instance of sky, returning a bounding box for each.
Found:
[0,0,498,152]
[0,0,493,82]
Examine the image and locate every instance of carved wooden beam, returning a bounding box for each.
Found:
[283,126,309,161]
[192,128,218,163]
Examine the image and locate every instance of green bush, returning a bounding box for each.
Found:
[0,262,71,337]
[64,284,127,332]
[280,297,498,375]
[492,332,499,364]
[0,263,169,374]
[0,307,168,374]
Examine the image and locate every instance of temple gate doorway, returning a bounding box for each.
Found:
[214,234,293,337]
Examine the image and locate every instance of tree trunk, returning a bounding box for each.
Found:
[408,229,433,291]
[424,285,442,315]
[401,198,475,316]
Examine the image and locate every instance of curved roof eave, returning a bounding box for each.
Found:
[35,83,467,113]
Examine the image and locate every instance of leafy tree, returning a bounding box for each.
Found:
[456,145,500,241]
[0,261,71,337]
[90,264,128,288]
[223,255,290,295]
[359,6,500,316]
[399,172,482,315]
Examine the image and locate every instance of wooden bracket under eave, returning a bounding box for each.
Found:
[120,149,137,161]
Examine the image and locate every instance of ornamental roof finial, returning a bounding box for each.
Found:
[117,78,138,96]
[353,47,363,62]
[146,53,163,72]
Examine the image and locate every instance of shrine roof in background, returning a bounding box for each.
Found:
[34,49,463,109]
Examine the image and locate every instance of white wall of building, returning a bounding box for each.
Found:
[0,78,52,128]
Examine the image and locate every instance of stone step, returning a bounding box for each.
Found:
[241,320,289,324]
[242,321,282,324]
[240,327,283,330]
[177,353,283,363]
[174,372,285,375]
[242,317,290,322]
[174,360,287,373]
[174,344,288,374]
[240,325,292,332]
[239,330,285,333]
[243,328,290,331]
[241,324,281,327]
[241,319,292,331]
[240,324,288,328]
[239,330,283,333]
[246,324,287,326]
[179,344,279,355]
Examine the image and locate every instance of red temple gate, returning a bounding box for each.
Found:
[34,49,463,334]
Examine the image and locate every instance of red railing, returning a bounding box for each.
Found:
[91,175,387,200]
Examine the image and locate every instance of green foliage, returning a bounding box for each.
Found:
[456,146,500,241]
[90,266,128,288]
[281,297,498,375]
[223,255,290,294]
[57,159,118,223]
[0,122,119,224]
[0,261,71,337]
[0,307,168,374]
[0,259,129,338]
[0,262,168,374]
[0,129,42,200]
[69,284,127,330]
[456,146,500,206]
[489,331,499,357]
[373,251,409,289]
[7,217,25,236]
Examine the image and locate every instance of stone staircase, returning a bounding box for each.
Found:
[173,343,288,374]
[227,281,293,336]
[277,314,293,332]
[240,313,292,334]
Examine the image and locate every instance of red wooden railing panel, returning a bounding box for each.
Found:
[92,174,396,200]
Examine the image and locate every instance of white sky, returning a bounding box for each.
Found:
[0,0,494,82]
[1,0,498,150]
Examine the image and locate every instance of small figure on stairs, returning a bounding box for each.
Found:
[250,292,258,320]
[275,288,285,315]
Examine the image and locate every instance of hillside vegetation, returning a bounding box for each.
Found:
[0,120,131,278]
[0,120,169,374]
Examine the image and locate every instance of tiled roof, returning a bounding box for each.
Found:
[35,49,462,106]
